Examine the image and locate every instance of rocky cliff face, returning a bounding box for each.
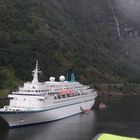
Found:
[0,0,140,85]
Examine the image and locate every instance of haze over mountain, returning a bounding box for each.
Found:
[0,0,140,89]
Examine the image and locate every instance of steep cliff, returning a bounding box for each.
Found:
[0,0,140,87]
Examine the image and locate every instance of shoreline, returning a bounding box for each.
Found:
[0,97,9,100]
[97,91,139,97]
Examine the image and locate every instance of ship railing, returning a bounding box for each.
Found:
[10,92,46,97]
[53,91,95,101]
[3,106,26,112]
[54,93,95,104]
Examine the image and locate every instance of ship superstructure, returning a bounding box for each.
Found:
[0,61,97,127]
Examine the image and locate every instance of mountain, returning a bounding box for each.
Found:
[0,0,140,89]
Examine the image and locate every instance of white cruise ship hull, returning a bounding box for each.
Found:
[0,99,95,128]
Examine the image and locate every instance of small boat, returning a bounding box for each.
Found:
[99,102,106,109]
[80,106,91,114]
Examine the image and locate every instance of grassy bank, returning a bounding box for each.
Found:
[0,89,11,98]
[91,83,140,96]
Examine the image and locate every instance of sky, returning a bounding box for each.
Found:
[114,0,140,21]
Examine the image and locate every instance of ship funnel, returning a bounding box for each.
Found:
[66,69,75,82]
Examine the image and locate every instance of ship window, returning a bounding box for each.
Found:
[62,95,66,98]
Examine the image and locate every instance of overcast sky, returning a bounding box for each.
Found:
[114,0,140,20]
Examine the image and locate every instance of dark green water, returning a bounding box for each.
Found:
[0,95,140,140]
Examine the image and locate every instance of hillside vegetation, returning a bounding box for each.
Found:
[0,0,140,91]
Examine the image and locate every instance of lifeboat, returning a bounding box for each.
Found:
[80,106,91,113]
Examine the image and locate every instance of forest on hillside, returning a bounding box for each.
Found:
[0,0,140,92]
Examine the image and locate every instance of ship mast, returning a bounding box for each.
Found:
[31,60,41,84]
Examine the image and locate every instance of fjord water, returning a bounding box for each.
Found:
[0,95,140,140]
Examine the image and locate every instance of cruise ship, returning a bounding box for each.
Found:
[0,61,97,128]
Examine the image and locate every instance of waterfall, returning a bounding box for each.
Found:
[113,11,123,40]
[107,0,123,40]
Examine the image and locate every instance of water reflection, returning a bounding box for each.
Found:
[95,95,140,138]
[1,96,140,139]
[2,111,96,140]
